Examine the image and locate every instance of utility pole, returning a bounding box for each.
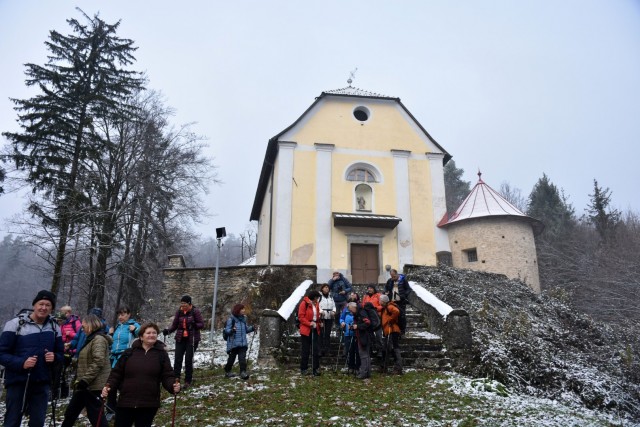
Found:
[210,227,226,341]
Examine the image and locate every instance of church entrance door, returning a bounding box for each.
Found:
[351,244,379,284]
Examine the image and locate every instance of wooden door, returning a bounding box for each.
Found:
[351,244,379,284]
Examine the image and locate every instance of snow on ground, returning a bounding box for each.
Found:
[409,281,453,319]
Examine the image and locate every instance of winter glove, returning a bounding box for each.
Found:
[162,329,169,336]
[75,379,89,391]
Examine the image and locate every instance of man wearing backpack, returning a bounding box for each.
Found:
[347,302,372,380]
[0,290,64,427]
[362,285,383,357]
[380,295,403,375]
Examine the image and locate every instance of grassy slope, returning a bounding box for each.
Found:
[147,367,628,427]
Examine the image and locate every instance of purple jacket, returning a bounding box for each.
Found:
[168,306,204,344]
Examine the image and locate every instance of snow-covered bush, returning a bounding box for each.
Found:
[408,265,640,420]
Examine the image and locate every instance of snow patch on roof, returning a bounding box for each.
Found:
[409,281,453,319]
[323,85,394,98]
[277,280,314,320]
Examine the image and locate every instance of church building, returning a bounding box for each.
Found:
[250,84,543,291]
[250,85,451,283]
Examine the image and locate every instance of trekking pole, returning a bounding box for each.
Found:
[95,392,106,427]
[344,334,354,371]
[334,330,343,372]
[21,361,34,417]
[383,335,390,374]
[171,379,180,427]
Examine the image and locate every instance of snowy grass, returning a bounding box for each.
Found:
[149,368,635,427]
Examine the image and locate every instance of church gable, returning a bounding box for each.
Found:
[278,94,446,156]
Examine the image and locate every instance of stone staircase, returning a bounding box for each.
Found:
[279,285,453,370]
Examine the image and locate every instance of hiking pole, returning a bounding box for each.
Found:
[334,330,343,372]
[383,335,390,375]
[21,360,35,417]
[171,379,180,427]
[95,393,106,427]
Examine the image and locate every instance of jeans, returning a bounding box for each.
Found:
[225,346,248,373]
[174,340,198,383]
[61,389,108,427]
[4,381,49,427]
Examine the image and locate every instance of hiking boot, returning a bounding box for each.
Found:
[312,370,321,377]
[183,381,191,390]
[225,372,236,378]
[240,371,250,380]
[300,370,309,376]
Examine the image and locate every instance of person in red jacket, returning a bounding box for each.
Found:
[298,290,322,376]
[380,295,403,375]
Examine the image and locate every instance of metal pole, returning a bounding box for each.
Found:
[210,237,222,342]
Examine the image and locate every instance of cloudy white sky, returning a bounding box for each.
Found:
[1,1,639,240]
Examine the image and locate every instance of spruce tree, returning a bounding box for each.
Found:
[586,179,620,241]
[444,160,471,213]
[2,9,144,295]
[527,173,575,239]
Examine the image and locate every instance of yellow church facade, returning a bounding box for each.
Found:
[250,86,451,283]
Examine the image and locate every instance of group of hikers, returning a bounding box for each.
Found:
[297,268,410,380]
[0,291,209,427]
[0,271,408,425]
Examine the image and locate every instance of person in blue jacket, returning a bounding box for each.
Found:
[339,293,360,374]
[328,271,352,328]
[109,306,140,367]
[223,304,256,380]
[0,290,64,427]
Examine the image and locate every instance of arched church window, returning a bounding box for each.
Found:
[355,184,372,212]
[347,168,376,182]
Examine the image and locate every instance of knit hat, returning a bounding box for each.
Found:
[32,290,56,309]
[180,295,192,305]
[379,295,390,304]
[89,307,103,318]
[232,304,245,316]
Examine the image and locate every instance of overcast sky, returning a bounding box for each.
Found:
[1,1,639,241]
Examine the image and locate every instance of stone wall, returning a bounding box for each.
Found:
[161,257,317,329]
[447,216,540,293]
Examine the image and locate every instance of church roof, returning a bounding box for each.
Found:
[440,172,544,234]
[323,85,395,99]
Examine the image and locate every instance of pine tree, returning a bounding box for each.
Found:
[444,160,471,213]
[2,9,144,295]
[527,173,575,239]
[586,179,620,241]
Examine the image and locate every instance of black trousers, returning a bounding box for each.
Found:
[114,407,159,427]
[174,340,198,383]
[225,346,248,373]
[397,301,407,334]
[61,389,108,427]
[300,330,320,372]
[320,319,333,355]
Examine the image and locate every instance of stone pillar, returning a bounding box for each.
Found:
[167,254,186,268]
[443,309,472,351]
[258,309,283,367]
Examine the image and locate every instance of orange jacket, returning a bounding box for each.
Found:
[381,301,401,336]
[362,293,382,314]
[298,297,321,337]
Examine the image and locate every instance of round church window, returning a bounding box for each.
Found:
[353,106,370,122]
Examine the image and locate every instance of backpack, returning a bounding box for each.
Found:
[222,318,236,340]
[294,299,310,329]
[363,302,381,331]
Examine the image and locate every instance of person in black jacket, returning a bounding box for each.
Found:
[162,295,204,388]
[347,302,372,380]
[103,322,179,427]
[384,269,410,334]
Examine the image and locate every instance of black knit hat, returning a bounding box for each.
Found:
[180,295,192,305]
[32,290,56,309]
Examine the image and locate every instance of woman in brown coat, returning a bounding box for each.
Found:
[61,314,112,427]
[102,322,180,427]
